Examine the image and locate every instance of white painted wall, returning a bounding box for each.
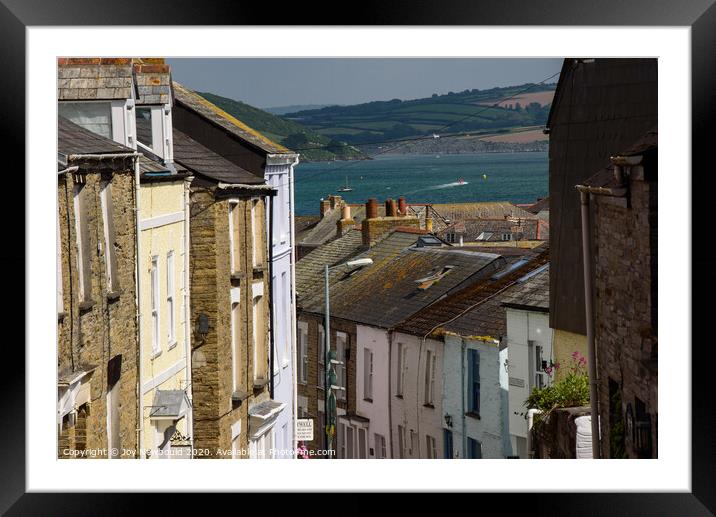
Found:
[505,308,553,458]
[442,335,511,459]
[356,325,392,459]
[266,159,298,458]
[391,332,444,459]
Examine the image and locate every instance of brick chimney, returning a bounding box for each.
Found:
[362,196,420,246]
[320,198,331,218]
[398,197,407,215]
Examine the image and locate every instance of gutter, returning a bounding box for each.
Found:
[578,190,600,459]
[67,151,141,161]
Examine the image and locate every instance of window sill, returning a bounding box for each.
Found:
[151,349,162,360]
[231,389,250,407]
[57,311,66,322]
[231,272,245,280]
[395,394,404,400]
[107,290,121,302]
[168,340,178,351]
[363,398,373,404]
[253,377,269,390]
[79,300,95,312]
[465,411,481,420]
[423,403,435,409]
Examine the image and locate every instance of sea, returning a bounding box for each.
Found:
[293,151,548,216]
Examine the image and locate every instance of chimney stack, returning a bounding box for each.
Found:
[366,198,378,219]
[398,197,407,215]
[337,204,355,237]
[320,198,330,218]
[388,198,398,217]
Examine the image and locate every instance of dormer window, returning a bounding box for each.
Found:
[135,105,172,160]
[59,102,112,139]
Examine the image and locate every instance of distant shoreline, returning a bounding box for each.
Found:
[299,146,548,164]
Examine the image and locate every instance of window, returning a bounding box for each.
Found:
[374,433,387,459]
[298,323,308,385]
[444,430,454,459]
[100,180,118,293]
[59,101,112,139]
[467,349,480,415]
[106,380,120,458]
[363,348,373,401]
[533,343,546,389]
[229,202,241,275]
[250,428,275,459]
[166,251,176,347]
[398,425,406,459]
[135,105,170,158]
[409,430,416,457]
[338,422,346,459]
[346,426,355,459]
[426,435,437,459]
[150,256,160,356]
[253,291,267,381]
[336,332,348,401]
[57,215,63,315]
[446,232,456,243]
[317,324,325,389]
[502,233,512,241]
[73,183,92,303]
[251,199,262,267]
[231,302,241,392]
[424,350,436,405]
[282,272,289,364]
[135,107,153,150]
[358,428,367,459]
[467,438,482,459]
[397,343,407,396]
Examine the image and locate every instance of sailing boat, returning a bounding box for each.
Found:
[337,176,353,192]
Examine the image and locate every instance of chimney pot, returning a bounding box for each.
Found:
[342,205,351,221]
[366,198,378,219]
[398,197,407,215]
[388,199,398,217]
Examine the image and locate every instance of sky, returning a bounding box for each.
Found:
[167,58,563,109]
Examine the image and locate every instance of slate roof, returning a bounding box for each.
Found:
[439,218,544,242]
[58,116,134,157]
[58,58,134,101]
[304,240,501,330]
[295,229,365,307]
[502,264,550,312]
[526,197,549,214]
[397,246,548,340]
[172,81,290,155]
[173,127,263,185]
[429,201,537,224]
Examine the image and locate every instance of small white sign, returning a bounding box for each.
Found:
[296,419,314,441]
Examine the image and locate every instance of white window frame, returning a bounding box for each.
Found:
[336,332,348,401]
[374,433,387,459]
[231,301,241,393]
[252,290,266,382]
[251,199,260,267]
[317,324,325,389]
[364,348,373,401]
[150,255,161,357]
[166,251,176,348]
[397,343,408,397]
[99,180,114,292]
[425,350,436,405]
[298,322,308,385]
[281,271,290,366]
[426,435,437,459]
[73,184,88,303]
[229,201,240,275]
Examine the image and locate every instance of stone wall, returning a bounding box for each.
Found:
[362,216,421,247]
[592,171,657,459]
[533,406,591,459]
[57,165,138,458]
[189,188,271,458]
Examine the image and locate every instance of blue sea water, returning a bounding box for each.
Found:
[294,151,548,216]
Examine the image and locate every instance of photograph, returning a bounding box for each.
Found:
[55,55,656,462]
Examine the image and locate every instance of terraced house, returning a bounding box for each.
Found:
[57,118,140,459]
[171,82,295,459]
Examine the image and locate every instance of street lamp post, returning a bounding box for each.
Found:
[324,258,373,458]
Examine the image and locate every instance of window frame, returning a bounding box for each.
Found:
[166,250,176,348]
[150,255,161,357]
[364,347,373,401]
[467,348,481,415]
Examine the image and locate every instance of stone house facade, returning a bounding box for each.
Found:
[578,131,658,459]
[57,118,139,459]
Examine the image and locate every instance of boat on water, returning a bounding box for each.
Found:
[337,176,353,192]
[457,178,466,185]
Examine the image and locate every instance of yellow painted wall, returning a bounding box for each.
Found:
[552,329,588,381]
[139,179,190,455]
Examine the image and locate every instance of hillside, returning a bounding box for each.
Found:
[196,92,367,162]
[283,82,556,147]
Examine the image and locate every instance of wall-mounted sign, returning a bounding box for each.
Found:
[297,418,314,441]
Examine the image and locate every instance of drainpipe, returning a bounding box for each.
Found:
[461,339,466,458]
[183,176,194,452]
[133,155,143,458]
[579,190,600,459]
[526,408,541,459]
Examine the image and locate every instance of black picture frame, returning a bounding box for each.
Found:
[2,0,711,512]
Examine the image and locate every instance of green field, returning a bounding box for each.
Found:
[196,92,368,162]
[284,83,556,146]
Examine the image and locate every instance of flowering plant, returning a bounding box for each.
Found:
[526,350,590,423]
